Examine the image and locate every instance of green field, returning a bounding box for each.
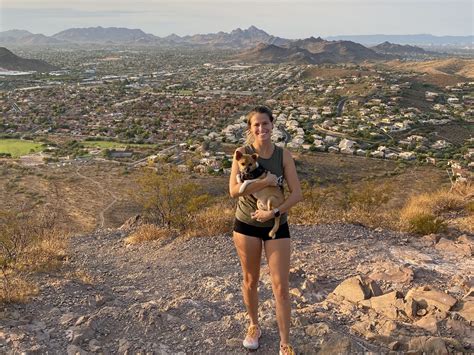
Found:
[82,140,156,149]
[0,139,44,158]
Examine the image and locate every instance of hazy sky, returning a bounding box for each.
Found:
[1,0,472,37]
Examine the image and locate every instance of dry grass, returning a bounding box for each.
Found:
[185,198,235,238]
[124,224,174,245]
[66,269,96,285]
[291,180,398,229]
[399,186,472,234]
[385,58,474,79]
[0,206,69,304]
[0,274,38,303]
[18,228,68,272]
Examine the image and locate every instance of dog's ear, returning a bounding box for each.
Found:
[251,153,258,161]
[235,150,243,161]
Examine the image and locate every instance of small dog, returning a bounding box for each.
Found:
[235,151,285,238]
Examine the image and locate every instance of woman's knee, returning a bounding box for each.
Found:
[272,280,289,302]
[242,273,259,291]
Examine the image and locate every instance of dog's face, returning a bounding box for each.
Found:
[235,151,258,174]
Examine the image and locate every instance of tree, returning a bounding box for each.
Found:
[134,168,211,230]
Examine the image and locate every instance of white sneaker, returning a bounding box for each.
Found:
[242,324,262,350]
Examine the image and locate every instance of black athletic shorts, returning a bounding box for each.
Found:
[233,218,290,241]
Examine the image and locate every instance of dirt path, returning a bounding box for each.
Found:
[75,166,119,228]
[1,224,472,354]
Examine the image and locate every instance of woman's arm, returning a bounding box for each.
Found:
[276,148,303,214]
[251,148,302,222]
[229,148,278,198]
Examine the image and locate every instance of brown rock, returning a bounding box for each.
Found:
[408,336,448,355]
[416,308,427,316]
[424,337,449,355]
[367,280,383,297]
[378,319,399,337]
[369,265,414,284]
[363,291,404,319]
[290,288,302,298]
[458,234,474,247]
[350,319,375,339]
[457,298,474,322]
[446,318,474,347]
[422,234,441,244]
[414,315,439,333]
[305,322,330,337]
[389,341,401,350]
[405,286,457,312]
[332,276,370,303]
[435,237,472,257]
[318,333,358,354]
[404,298,419,318]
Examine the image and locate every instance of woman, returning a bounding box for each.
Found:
[229,106,303,355]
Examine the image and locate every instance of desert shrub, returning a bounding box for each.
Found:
[0,206,68,303]
[186,197,235,238]
[291,179,395,228]
[347,181,392,212]
[134,167,211,230]
[399,188,468,234]
[124,224,174,245]
[401,211,446,234]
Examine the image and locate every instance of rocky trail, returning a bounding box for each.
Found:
[1,223,472,354]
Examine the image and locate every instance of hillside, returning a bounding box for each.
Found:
[1,221,472,353]
[0,47,58,72]
[1,153,472,353]
[52,26,158,44]
[237,37,385,64]
[0,30,65,45]
[372,41,427,55]
[385,58,474,79]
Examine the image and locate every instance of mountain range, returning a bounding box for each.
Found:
[0,26,470,48]
[371,41,429,55]
[327,34,473,46]
[236,37,386,64]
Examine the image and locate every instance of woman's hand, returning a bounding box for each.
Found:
[264,172,278,187]
[251,209,274,223]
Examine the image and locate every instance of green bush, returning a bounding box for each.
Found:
[134,167,211,230]
[405,213,446,235]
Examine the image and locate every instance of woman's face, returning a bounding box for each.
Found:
[249,113,273,142]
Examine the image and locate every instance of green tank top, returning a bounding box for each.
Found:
[235,144,288,227]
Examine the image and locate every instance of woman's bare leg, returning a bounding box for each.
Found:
[233,232,263,325]
[264,238,291,345]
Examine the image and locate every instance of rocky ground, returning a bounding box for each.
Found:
[0,223,472,354]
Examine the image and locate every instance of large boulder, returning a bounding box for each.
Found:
[368,264,414,284]
[405,286,457,312]
[332,276,371,303]
[359,291,405,319]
